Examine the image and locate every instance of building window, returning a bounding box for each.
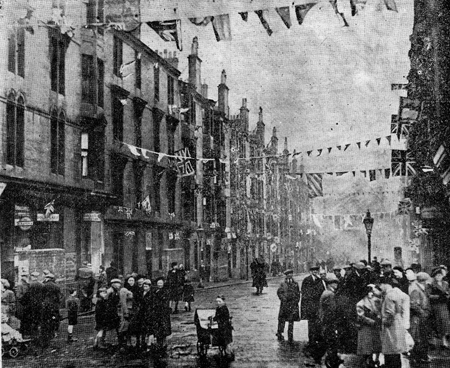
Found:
[113,36,123,77]
[81,121,105,182]
[8,27,25,77]
[111,154,127,204]
[152,110,161,152]
[167,75,174,105]
[167,171,177,214]
[6,93,25,167]
[153,165,162,213]
[112,95,124,141]
[50,31,67,95]
[167,124,175,156]
[81,54,94,102]
[97,58,104,107]
[158,229,164,270]
[133,161,145,206]
[50,109,65,175]
[154,65,160,101]
[135,51,141,89]
[82,55,104,107]
[87,0,104,35]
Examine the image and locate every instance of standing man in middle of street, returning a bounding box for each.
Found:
[276,269,300,343]
[301,265,325,355]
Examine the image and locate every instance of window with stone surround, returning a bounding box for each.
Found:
[6,92,25,167]
[50,109,65,175]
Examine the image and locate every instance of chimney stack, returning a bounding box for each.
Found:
[218,69,229,116]
[201,83,208,99]
[188,37,202,90]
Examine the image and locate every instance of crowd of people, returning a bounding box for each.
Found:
[1,261,197,355]
[277,259,450,367]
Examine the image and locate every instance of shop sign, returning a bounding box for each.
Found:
[83,212,101,222]
[15,205,31,218]
[15,217,33,231]
[37,213,60,222]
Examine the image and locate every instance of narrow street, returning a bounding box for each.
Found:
[4,275,450,368]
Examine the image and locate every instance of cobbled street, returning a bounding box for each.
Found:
[3,275,450,368]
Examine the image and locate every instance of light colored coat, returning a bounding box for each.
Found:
[381,287,407,354]
[356,296,382,355]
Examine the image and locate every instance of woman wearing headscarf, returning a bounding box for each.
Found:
[393,266,409,294]
[356,284,382,368]
[429,267,450,348]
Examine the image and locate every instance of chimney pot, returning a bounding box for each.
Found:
[164,49,168,58]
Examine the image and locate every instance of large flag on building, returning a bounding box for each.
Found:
[306,173,323,198]
[147,20,183,50]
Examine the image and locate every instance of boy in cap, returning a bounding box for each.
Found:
[276,269,300,343]
[166,262,179,313]
[93,287,109,350]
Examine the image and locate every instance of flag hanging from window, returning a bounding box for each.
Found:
[295,3,316,25]
[212,14,232,41]
[147,20,183,51]
[306,173,323,198]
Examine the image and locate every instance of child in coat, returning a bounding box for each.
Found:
[183,278,195,312]
[66,288,80,343]
[93,287,108,349]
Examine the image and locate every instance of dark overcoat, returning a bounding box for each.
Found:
[213,305,233,346]
[300,275,324,320]
[152,287,172,338]
[132,289,153,334]
[104,288,121,330]
[278,279,301,322]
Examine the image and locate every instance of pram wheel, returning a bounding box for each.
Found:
[197,341,208,357]
[9,347,19,358]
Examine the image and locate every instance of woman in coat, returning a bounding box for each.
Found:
[152,278,172,350]
[132,279,153,352]
[379,276,407,368]
[429,267,450,347]
[213,295,233,358]
[356,284,382,367]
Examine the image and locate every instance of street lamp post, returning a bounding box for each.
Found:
[363,210,374,263]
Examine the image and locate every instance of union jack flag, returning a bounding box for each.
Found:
[306,173,323,198]
[391,150,416,177]
[398,198,412,215]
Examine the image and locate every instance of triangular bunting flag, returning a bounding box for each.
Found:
[365,140,370,147]
[147,20,182,51]
[275,7,291,29]
[212,14,232,41]
[357,142,361,149]
[327,147,332,153]
[157,153,166,162]
[295,3,316,25]
[384,0,398,12]
[337,145,342,150]
[386,136,392,145]
[124,143,141,157]
[330,0,349,26]
[344,144,350,151]
[317,149,323,156]
[307,150,312,156]
[239,12,248,21]
[189,17,213,26]
[255,10,273,36]
[376,138,381,145]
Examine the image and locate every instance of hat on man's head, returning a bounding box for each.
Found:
[110,278,121,284]
[431,267,444,278]
[45,273,55,279]
[354,262,365,270]
[416,272,430,282]
[310,266,320,271]
[143,279,152,286]
[82,261,88,266]
[380,259,392,266]
[43,269,50,275]
[342,264,352,269]
[30,271,40,277]
[284,269,294,276]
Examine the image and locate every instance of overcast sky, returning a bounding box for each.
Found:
[142,0,413,153]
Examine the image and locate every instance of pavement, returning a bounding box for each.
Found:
[3,274,450,367]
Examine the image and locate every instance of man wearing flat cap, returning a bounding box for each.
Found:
[301,265,325,354]
[20,271,44,338]
[276,269,300,343]
[40,273,62,347]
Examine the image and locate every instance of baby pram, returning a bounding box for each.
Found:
[1,321,31,358]
[194,308,226,357]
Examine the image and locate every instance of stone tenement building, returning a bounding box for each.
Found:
[0,0,310,284]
